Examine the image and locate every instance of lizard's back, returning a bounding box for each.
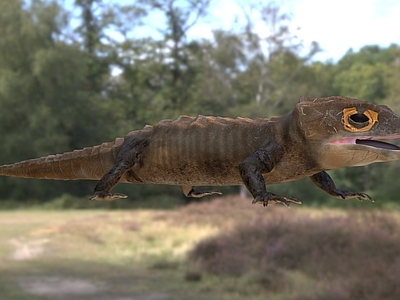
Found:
[128,115,275,186]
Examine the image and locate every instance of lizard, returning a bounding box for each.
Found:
[1,95,400,207]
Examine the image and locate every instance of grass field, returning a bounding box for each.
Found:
[1,196,400,299]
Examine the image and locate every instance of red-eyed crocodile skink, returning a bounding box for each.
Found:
[1,96,400,207]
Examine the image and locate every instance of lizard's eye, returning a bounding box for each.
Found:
[342,107,378,132]
[349,113,369,128]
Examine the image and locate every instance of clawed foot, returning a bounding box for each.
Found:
[181,186,222,198]
[335,190,375,203]
[90,191,128,201]
[189,189,222,198]
[353,193,375,203]
[252,192,302,208]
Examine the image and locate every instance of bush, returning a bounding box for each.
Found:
[189,210,400,299]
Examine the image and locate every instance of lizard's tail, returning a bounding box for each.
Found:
[0,138,124,181]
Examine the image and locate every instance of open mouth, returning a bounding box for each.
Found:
[329,136,400,150]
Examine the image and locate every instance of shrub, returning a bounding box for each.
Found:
[189,210,400,299]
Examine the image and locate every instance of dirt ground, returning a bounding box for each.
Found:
[8,232,174,300]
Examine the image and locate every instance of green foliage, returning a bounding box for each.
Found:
[332,45,400,101]
[0,0,125,199]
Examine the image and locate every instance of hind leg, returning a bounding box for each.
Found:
[90,137,149,201]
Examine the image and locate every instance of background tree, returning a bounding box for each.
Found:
[0,0,123,199]
[227,2,320,118]
[118,0,211,126]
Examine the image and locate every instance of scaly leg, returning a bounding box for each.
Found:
[239,144,302,208]
[90,137,149,201]
[309,171,374,202]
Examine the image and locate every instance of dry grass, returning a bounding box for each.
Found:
[187,199,400,300]
[1,196,399,299]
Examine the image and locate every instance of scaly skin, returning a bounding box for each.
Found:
[2,96,400,207]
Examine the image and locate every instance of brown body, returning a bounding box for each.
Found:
[2,96,400,206]
[126,114,314,186]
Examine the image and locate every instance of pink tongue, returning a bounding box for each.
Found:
[356,139,400,150]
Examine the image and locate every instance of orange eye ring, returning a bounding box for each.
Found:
[342,107,378,132]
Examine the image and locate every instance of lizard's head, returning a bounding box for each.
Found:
[293,96,400,169]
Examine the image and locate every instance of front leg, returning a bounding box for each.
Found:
[239,144,302,208]
[310,171,374,202]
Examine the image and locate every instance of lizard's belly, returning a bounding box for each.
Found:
[124,161,244,186]
[123,161,318,186]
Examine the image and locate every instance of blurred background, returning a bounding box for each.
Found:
[1,0,400,299]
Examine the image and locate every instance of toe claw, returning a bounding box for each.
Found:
[252,192,301,208]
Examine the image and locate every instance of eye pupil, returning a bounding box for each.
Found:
[349,113,369,123]
[342,107,378,132]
